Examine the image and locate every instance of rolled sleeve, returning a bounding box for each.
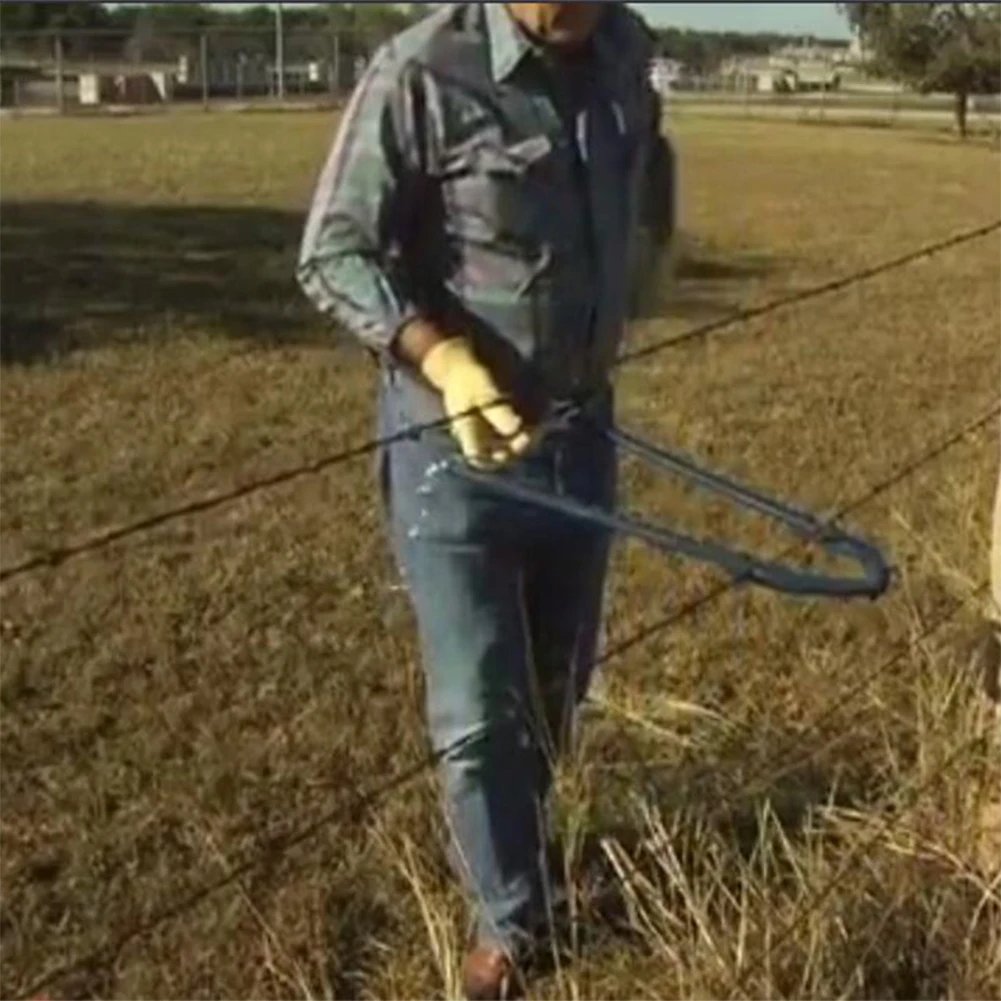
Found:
[297,48,426,354]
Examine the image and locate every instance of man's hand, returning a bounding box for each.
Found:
[419,338,533,470]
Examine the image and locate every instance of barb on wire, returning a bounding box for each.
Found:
[2,220,997,586]
[0,419,444,584]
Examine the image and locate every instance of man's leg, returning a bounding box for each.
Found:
[388,428,550,958]
[523,425,618,796]
[524,520,613,782]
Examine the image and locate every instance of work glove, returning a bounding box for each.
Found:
[420,338,533,470]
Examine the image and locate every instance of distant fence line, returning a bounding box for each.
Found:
[0,28,386,109]
[2,27,999,119]
[670,87,1001,113]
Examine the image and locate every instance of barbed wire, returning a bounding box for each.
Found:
[12,403,994,1001]
[727,582,988,812]
[597,586,990,998]
[15,581,983,1001]
[596,401,999,668]
[615,218,1001,366]
[594,581,988,863]
[6,223,999,998]
[2,219,997,586]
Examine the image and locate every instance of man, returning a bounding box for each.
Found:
[298,3,674,997]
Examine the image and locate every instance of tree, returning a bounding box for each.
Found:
[0,1,110,33]
[838,2,1001,138]
[651,26,849,76]
[104,3,220,32]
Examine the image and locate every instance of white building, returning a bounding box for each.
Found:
[649,58,684,96]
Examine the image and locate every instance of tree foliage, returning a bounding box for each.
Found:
[1,2,421,70]
[0,1,111,33]
[651,26,849,77]
[0,2,416,36]
[838,2,1001,136]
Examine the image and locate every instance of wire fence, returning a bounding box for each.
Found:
[3,26,999,127]
[15,576,990,1001]
[6,216,1000,998]
[3,218,997,586]
[596,402,1000,669]
[0,27,383,111]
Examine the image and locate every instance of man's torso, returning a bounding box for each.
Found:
[375,2,659,423]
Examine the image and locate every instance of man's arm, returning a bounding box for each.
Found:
[297,53,531,467]
[297,50,448,368]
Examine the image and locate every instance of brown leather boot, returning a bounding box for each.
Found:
[462,947,523,1001]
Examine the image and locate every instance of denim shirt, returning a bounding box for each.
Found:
[297,2,675,426]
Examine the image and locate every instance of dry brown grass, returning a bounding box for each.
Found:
[1,112,999,1000]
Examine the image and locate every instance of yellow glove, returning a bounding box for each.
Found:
[420,338,533,470]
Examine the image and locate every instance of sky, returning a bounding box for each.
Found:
[633,3,850,39]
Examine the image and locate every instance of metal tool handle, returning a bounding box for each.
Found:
[442,420,892,601]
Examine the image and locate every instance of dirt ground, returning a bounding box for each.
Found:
[1,112,999,1000]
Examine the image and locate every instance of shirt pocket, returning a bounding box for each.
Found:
[435,134,556,299]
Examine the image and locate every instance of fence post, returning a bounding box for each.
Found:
[332,32,341,99]
[200,32,209,109]
[55,32,65,114]
[276,2,285,102]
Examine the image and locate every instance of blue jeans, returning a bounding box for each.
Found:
[381,388,617,954]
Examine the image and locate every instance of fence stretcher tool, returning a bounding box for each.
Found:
[429,402,892,601]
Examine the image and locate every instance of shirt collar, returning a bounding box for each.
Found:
[485,3,623,84]
[486,2,535,83]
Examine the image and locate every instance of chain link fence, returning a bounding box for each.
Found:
[2,25,998,129]
[0,27,386,111]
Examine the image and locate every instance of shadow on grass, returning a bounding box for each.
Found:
[0,200,781,366]
[0,200,324,366]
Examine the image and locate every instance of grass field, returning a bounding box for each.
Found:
[1,112,1000,1000]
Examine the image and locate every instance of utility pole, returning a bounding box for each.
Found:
[55,33,65,114]
[200,32,209,108]
[275,2,285,102]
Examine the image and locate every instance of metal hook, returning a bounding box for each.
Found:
[434,409,892,601]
